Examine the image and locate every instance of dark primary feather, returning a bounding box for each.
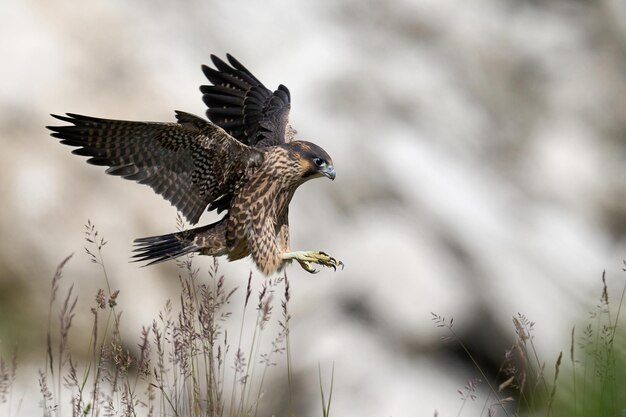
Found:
[200,53,292,148]
[47,112,256,224]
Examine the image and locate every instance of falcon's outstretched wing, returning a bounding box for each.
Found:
[47,111,262,224]
[200,54,293,148]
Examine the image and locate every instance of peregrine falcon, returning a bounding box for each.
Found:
[48,54,342,275]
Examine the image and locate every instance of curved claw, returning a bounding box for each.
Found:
[320,252,343,272]
[297,259,319,274]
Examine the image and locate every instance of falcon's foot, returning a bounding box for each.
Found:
[282,251,343,274]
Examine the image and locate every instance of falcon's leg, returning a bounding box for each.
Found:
[282,251,343,274]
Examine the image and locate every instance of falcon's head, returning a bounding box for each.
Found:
[287,141,335,181]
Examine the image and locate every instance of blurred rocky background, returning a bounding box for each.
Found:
[2,0,626,415]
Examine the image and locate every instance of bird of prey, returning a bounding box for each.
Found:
[48,54,342,275]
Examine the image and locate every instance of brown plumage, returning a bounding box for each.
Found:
[48,54,342,275]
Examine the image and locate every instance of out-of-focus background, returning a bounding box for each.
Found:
[2,0,626,415]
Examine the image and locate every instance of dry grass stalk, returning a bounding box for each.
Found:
[12,220,299,417]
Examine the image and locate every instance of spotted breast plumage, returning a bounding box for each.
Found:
[48,54,342,275]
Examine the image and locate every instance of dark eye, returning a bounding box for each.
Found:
[313,157,325,167]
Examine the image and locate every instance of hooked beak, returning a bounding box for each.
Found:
[322,165,336,180]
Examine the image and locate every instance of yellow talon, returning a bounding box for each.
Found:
[283,250,343,273]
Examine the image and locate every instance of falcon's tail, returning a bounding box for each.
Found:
[132,222,220,266]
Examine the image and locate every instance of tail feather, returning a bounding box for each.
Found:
[132,231,198,266]
[132,222,222,266]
